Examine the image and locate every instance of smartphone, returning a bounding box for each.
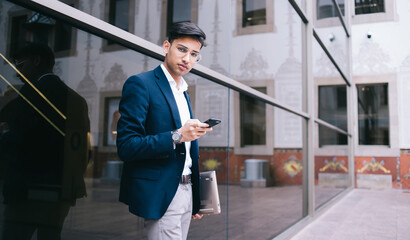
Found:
[203,118,221,127]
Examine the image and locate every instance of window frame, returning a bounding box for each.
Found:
[6,9,30,59]
[6,5,78,60]
[98,91,122,151]
[159,0,198,45]
[235,0,275,36]
[356,83,390,146]
[314,0,396,28]
[52,0,78,58]
[317,84,348,147]
[234,79,274,155]
[351,0,396,24]
[102,0,135,52]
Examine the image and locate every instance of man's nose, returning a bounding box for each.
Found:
[182,53,191,63]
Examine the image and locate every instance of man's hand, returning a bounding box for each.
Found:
[178,119,212,142]
[192,213,203,220]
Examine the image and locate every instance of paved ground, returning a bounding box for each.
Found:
[291,188,410,240]
[0,178,345,240]
[6,179,400,240]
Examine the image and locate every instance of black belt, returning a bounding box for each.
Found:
[180,175,191,184]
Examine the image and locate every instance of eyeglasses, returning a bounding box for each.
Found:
[13,59,28,68]
[173,44,202,63]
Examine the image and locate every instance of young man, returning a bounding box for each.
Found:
[116,22,211,239]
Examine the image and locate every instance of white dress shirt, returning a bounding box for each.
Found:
[160,64,192,176]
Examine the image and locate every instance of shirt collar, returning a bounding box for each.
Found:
[38,73,56,82]
[160,64,188,92]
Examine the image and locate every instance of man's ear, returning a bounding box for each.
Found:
[163,40,170,54]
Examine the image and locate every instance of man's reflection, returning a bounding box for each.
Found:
[0,42,90,240]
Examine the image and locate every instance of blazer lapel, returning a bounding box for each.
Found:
[153,66,182,129]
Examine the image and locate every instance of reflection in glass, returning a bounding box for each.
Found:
[313,39,349,210]
[230,104,304,240]
[169,0,192,24]
[53,20,74,53]
[8,15,29,58]
[109,0,129,31]
[318,85,347,146]
[357,83,389,145]
[314,153,349,209]
[0,42,90,240]
[317,0,345,19]
[240,88,266,146]
[0,0,323,239]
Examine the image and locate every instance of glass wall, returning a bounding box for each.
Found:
[313,0,351,210]
[0,0,352,239]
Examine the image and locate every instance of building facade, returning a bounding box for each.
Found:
[0,0,409,239]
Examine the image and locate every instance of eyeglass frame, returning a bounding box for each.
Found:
[13,58,28,68]
[169,42,202,63]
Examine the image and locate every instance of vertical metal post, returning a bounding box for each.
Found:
[302,0,315,217]
[345,0,356,188]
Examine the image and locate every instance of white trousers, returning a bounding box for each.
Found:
[144,184,193,240]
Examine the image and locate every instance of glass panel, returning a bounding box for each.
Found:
[109,0,129,31]
[188,75,230,239]
[7,15,29,58]
[315,0,348,77]
[314,20,348,82]
[314,147,349,209]
[172,0,192,23]
[357,84,389,145]
[314,38,350,209]
[54,20,73,52]
[243,0,267,27]
[318,85,347,146]
[317,0,345,19]
[167,0,192,35]
[229,98,304,239]
[0,1,312,239]
[240,88,267,146]
[355,0,385,15]
[0,2,229,239]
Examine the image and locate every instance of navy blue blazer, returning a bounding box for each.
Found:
[117,65,200,220]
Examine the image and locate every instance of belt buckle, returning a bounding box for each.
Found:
[181,175,191,184]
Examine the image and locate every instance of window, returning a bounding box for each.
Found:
[109,0,130,32]
[160,0,198,44]
[7,14,29,58]
[357,84,389,145]
[236,0,274,35]
[242,0,266,27]
[53,19,75,54]
[353,0,395,24]
[315,0,394,27]
[355,0,385,15]
[318,85,347,146]
[167,0,192,34]
[240,87,266,146]
[103,0,135,51]
[7,10,77,58]
[317,0,345,19]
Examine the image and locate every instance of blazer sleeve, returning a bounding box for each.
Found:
[116,75,174,162]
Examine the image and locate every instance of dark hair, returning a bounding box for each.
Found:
[13,42,55,70]
[168,22,207,48]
